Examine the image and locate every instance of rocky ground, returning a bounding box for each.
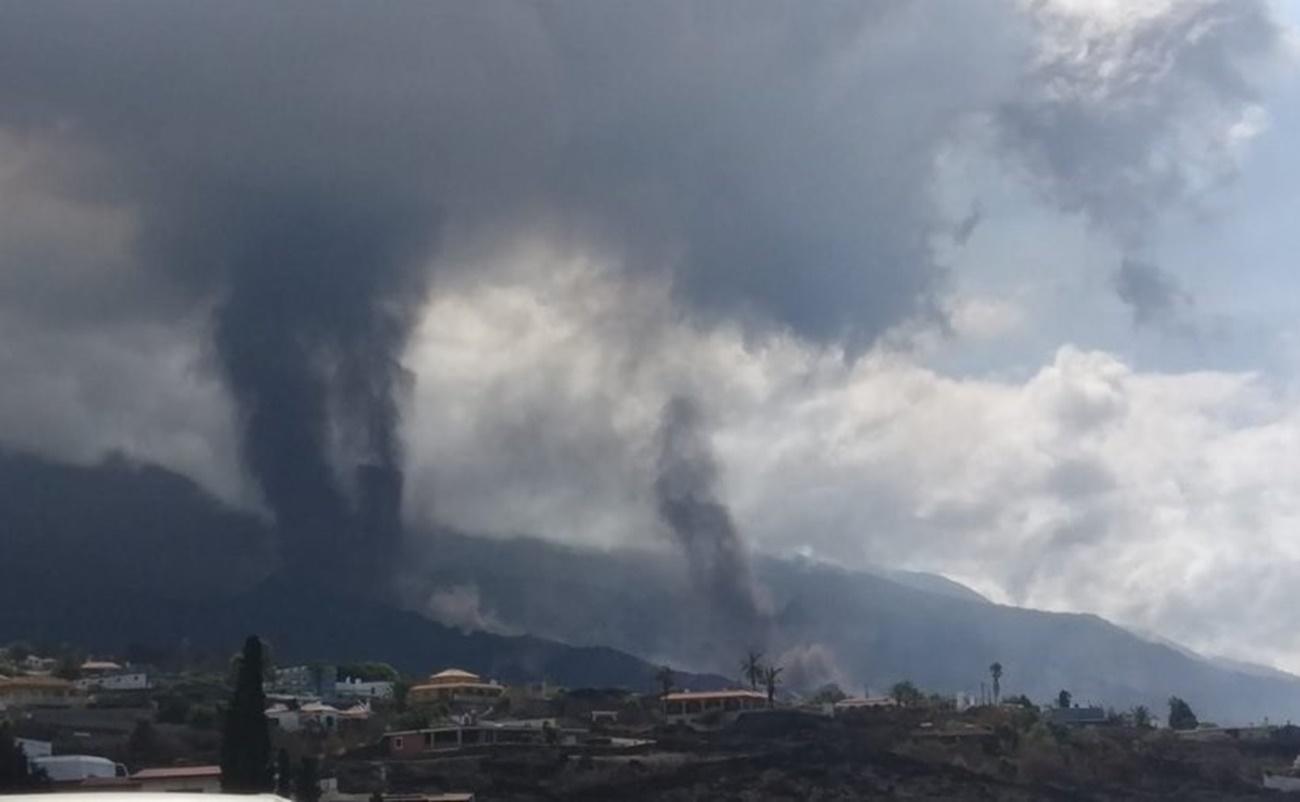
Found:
[344,709,1300,800]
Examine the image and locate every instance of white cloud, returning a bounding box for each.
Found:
[401,258,1300,672]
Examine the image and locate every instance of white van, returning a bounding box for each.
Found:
[30,754,128,782]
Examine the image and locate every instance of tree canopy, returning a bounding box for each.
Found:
[810,683,848,705]
[891,680,923,707]
[337,662,399,682]
[1168,696,1199,731]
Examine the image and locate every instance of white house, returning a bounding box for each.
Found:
[267,701,370,732]
[21,655,57,673]
[265,703,303,732]
[74,672,150,692]
[832,696,898,715]
[336,676,394,700]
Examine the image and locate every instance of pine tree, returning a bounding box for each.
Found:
[220,635,273,792]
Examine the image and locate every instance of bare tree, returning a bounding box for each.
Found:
[762,664,783,707]
[741,650,764,691]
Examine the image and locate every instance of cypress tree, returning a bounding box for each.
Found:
[221,635,273,792]
[275,748,293,797]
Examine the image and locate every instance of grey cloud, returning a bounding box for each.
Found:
[0,0,1286,631]
[0,0,1027,585]
[1113,257,1193,326]
[0,1,1014,346]
[953,202,984,246]
[998,0,1277,247]
[0,0,1274,423]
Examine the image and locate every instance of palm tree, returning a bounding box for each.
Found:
[762,664,783,706]
[655,665,675,699]
[989,662,1003,704]
[741,650,764,691]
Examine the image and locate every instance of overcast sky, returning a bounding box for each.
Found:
[4,0,1300,670]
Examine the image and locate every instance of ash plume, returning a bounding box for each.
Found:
[654,395,768,648]
[0,0,1281,596]
[209,208,434,581]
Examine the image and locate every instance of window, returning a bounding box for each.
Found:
[392,737,404,751]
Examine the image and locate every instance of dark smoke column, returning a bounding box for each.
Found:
[654,395,768,649]
[210,203,433,589]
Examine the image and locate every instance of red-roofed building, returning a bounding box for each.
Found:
[132,764,222,793]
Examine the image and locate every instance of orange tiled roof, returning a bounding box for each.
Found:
[663,689,766,702]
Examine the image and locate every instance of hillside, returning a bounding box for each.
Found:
[0,449,724,691]
[409,533,1300,724]
[7,447,1300,722]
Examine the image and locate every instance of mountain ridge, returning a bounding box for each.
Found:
[6,446,1300,723]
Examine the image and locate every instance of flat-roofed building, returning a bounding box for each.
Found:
[385,722,576,755]
[663,689,767,727]
[0,675,77,708]
[74,671,150,692]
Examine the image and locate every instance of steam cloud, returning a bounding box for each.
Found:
[655,396,768,648]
